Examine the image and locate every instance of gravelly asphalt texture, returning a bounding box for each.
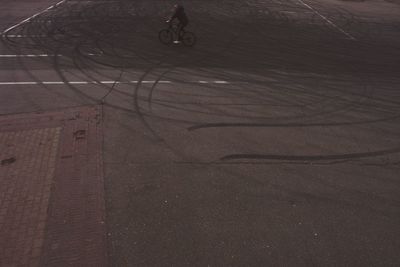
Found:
[1,0,400,266]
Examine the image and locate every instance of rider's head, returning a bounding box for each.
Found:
[174,3,184,9]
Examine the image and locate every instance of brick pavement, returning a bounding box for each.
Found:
[0,106,107,267]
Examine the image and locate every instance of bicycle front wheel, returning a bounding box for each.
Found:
[182,31,196,47]
[159,29,173,45]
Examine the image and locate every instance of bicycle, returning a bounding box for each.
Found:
[158,22,196,47]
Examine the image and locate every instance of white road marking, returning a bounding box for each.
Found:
[0,54,58,58]
[0,80,229,85]
[0,82,38,85]
[42,81,65,84]
[214,81,229,84]
[280,11,297,14]
[196,81,231,84]
[156,81,172,84]
[2,0,67,35]
[5,35,47,38]
[296,0,357,41]
[0,53,101,58]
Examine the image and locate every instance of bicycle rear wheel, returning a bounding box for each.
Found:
[182,31,196,47]
[159,29,173,45]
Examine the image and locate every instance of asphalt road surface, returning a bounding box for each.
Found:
[1,0,400,266]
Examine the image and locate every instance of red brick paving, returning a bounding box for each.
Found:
[0,106,107,267]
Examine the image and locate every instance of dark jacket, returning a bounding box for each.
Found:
[171,5,188,25]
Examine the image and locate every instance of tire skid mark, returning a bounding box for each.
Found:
[220,147,400,162]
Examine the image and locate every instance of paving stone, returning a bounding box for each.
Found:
[0,106,107,267]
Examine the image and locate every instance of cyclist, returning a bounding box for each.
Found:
[166,4,189,43]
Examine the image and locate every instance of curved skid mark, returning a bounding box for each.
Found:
[187,113,400,131]
[221,147,400,161]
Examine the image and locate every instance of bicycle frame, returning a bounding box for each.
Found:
[159,21,196,47]
[167,22,185,39]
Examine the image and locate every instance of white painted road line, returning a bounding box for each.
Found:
[0,54,58,58]
[0,80,230,85]
[0,81,172,85]
[196,81,231,84]
[2,0,67,35]
[0,82,38,85]
[0,54,101,58]
[5,35,47,38]
[214,81,229,84]
[296,0,357,41]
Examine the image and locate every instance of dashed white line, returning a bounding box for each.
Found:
[156,81,172,84]
[296,0,357,41]
[0,80,230,85]
[214,81,229,84]
[0,81,134,85]
[0,82,38,85]
[5,35,47,38]
[280,11,297,14]
[2,0,66,35]
[196,81,230,84]
[0,54,58,58]
[0,54,101,58]
[42,81,66,85]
